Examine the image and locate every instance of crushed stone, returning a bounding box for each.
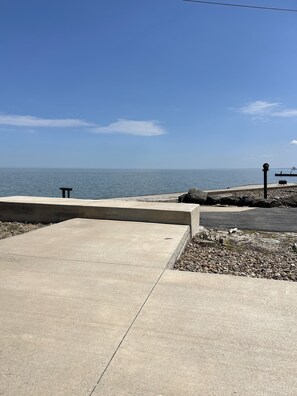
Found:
[175,227,297,282]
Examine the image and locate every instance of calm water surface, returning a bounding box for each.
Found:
[0,168,291,199]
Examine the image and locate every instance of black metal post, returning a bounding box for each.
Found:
[59,187,73,198]
[262,163,269,199]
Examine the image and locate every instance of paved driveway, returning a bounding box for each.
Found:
[201,207,297,232]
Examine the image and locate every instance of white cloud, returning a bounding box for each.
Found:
[239,101,280,116]
[92,119,166,136]
[238,100,297,119]
[290,140,297,145]
[0,114,167,137]
[0,114,93,128]
[272,109,297,118]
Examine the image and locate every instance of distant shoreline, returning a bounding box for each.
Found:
[116,183,297,202]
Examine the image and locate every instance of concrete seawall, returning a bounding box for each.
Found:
[0,196,200,236]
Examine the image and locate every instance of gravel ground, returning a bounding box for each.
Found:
[0,221,47,240]
[175,227,297,282]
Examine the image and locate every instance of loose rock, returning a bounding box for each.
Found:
[183,188,208,204]
[179,186,297,207]
[0,221,47,240]
[175,228,297,282]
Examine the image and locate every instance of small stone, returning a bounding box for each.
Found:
[198,240,216,247]
[228,228,238,234]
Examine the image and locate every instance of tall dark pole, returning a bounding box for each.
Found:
[262,163,269,199]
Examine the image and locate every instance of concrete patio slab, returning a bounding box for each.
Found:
[0,219,189,395]
[0,218,190,268]
[0,255,163,396]
[1,218,296,395]
[93,271,297,396]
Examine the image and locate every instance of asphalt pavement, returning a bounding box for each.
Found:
[201,207,297,232]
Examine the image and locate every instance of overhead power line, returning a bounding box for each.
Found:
[182,0,297,13]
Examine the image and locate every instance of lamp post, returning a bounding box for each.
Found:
[262,163,269,199]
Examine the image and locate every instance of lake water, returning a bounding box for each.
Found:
[0,168,292,199]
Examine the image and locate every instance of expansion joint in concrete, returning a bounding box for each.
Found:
[88,267,167,396]
[0,252,165,270]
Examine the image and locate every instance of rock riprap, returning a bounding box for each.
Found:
[179,187,297,207]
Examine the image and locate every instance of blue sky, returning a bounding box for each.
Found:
[1,0,297,169]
